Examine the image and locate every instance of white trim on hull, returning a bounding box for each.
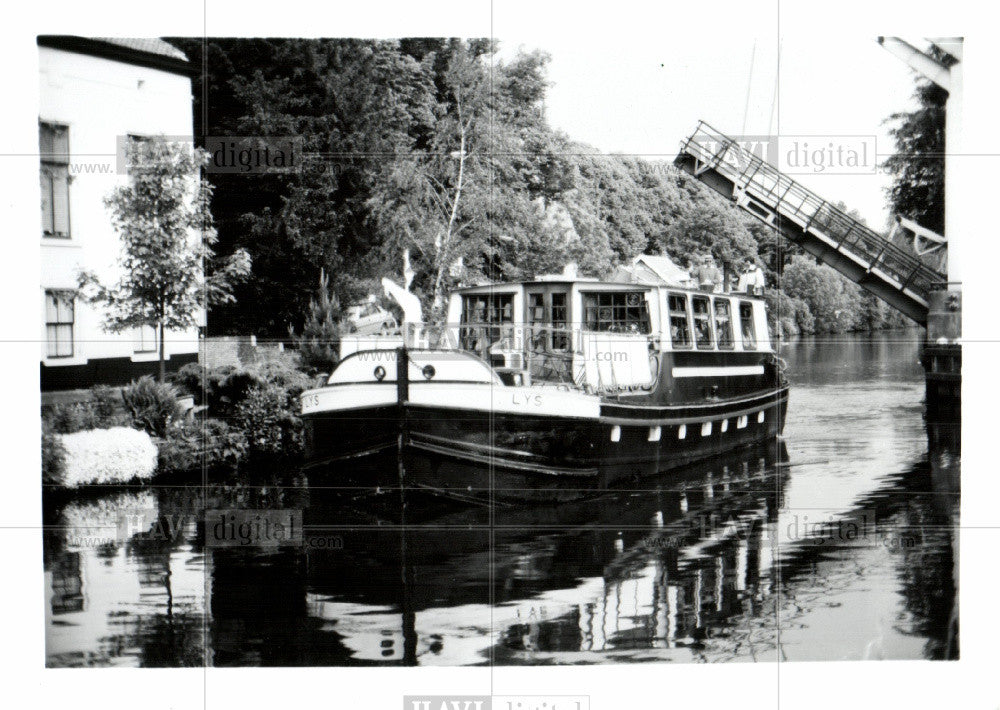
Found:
[671,365,765,378]
[300,382,602,419]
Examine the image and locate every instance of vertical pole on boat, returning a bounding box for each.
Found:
[397,343,417,663]
[396,346,409,495]
[396,346,410,405]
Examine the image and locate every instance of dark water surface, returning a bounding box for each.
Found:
[43,330,959,666]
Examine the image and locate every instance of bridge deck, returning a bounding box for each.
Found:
[674,121,946,325]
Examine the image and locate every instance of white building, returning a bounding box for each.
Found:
[38,37,199,391]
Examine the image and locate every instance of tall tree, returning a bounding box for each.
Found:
[882,45,957,236]
[78,139,251,380]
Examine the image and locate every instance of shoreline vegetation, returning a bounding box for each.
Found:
[43,351,321,489]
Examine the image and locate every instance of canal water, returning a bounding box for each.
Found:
[43,330,959,666]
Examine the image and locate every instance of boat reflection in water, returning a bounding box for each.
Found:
[43,435,957,666]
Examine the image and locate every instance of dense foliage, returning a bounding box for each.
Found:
[168,37,911,335]
[882,45,954,237]
[121,376,183,438]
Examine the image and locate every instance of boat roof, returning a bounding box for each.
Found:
[453,279,766,300]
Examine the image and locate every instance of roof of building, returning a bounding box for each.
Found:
[631,254,691,285]
[607,254,693,286]
[93,38,188,61]
[37,36,192,76]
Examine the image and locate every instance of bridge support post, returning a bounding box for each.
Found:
[922,286,961,426]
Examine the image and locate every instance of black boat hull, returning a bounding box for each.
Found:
[302,386,789,500]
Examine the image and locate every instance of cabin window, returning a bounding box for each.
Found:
[528,293,546,322]
[692,296,714,350]
[668,293,692,348]
[45,290,74,358]
[582,291,650,334]
[527,291,569,353]
[551,292,568,350]
[460,293,515,355]
[739,301,757,350]
[713,299,734,349]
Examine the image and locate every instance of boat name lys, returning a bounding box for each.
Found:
[511,392,544,407]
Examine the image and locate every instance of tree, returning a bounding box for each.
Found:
[79,139,251,381]
[882,44,956,237]
[780,255,858,333]
[367,41,532,316]
[170,38,437,335]
[290,269,341,373]
[651,170,759,277]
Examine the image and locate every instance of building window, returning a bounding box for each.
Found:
[135,324,158,353]
[583,291,650,334]
[692,296,714,350]
[668,293,691,348]
[739,302,757,350]
[45,290,74,358]
[713,298,735,349]
[40,123,71,238]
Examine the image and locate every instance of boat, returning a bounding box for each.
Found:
[299,267,789,499]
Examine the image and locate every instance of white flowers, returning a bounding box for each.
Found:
[57,427,158,487]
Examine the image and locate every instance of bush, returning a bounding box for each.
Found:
[252,357,314,400]
[232,383,304,460]
[170,362,206,400]
[158,419,248,474]
[42,420,67,485]
[121,376,182,437]
[90,385,122,421]
[46,402,101,434]
[177,353,316,417]
[44,386,133,435]
[57,427,159,487]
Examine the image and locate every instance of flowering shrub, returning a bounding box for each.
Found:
[58,427,159,487]
[121,376,182,437]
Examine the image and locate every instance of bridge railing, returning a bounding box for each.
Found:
[678,121,947,298]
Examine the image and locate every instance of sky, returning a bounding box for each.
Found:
[497,19,924,230]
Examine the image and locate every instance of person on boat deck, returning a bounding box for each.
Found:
[738,261,766,295]
[695,255,722,293]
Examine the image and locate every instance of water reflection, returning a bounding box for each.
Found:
[43,331,959,666]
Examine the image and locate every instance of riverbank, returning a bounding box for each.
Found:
[41,351,320,489]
